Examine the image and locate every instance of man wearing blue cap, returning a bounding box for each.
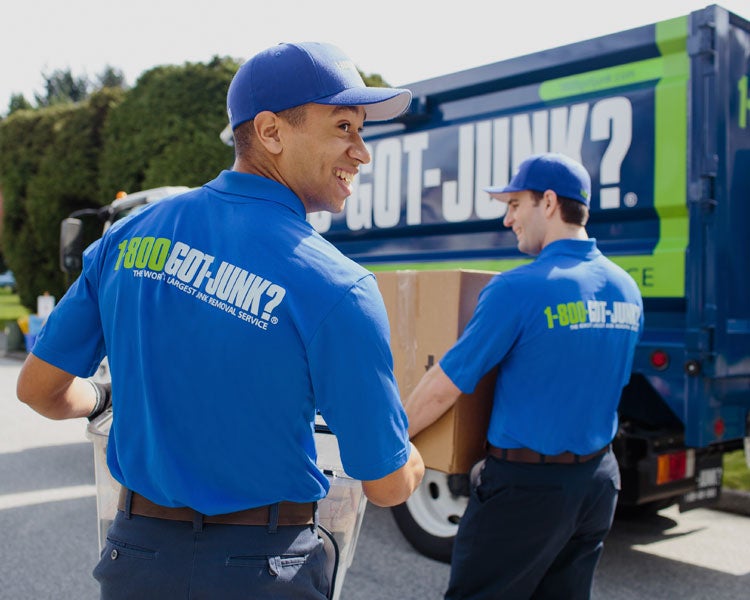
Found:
[406,153,643,599]
[17,42,424,599]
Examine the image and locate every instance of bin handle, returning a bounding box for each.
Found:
[319,525,339,599]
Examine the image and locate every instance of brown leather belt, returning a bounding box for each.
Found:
[487,444,611,464]
[117,488,315,526]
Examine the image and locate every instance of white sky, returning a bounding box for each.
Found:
[2,0,749,116]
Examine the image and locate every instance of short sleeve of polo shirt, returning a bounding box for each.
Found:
[308,274,410,481]
[32,240,106,377]
[440,275,522,393]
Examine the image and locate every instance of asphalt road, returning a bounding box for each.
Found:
[2,354,749,599]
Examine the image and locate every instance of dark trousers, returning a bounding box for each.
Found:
[445,450,620,600]
[93,500,329,599]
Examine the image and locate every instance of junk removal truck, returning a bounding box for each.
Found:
[60,4,749,564]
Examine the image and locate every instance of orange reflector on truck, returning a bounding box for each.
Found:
[656,449,695,485]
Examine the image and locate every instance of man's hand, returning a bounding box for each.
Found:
[87,381,112,421]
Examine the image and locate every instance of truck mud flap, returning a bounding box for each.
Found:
[678,453,723,512]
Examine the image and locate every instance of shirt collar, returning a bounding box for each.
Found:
[539,238,600,260]
[203,170,306,219]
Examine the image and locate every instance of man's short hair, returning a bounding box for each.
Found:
[531,191,589,226]
[232,105,309,158]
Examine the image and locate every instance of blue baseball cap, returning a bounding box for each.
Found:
[227,42,412,130]
[485,153,591,207]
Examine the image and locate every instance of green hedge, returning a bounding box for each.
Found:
[0,57,237,310]
[98,57,237,196]
[0,101,104,307]
[0,56,389,310]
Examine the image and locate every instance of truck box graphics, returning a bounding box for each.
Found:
[308,7,750,451]
[310,20,687,299]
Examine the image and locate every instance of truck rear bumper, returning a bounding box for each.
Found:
[615,436,724,511]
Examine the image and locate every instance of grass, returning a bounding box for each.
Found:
[723,449,750,491]
[0,287,29,330]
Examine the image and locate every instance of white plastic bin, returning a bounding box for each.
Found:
[86,411,367,600]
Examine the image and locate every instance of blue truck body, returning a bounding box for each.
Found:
[308,4,750,510]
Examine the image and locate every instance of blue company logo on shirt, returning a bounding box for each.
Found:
[543,299,640,332]
[113,236,286,331]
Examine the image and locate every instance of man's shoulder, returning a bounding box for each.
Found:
[475,269,537,306]
[494,260,543,286]
[292,234,374,294]
[595,254,643,298]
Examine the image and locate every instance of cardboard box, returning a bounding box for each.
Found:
[376,270,498,474]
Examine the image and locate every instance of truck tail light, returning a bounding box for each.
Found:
[656,449,695,485]
[650,349,669,370]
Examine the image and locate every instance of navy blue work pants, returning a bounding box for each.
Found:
[93,501,329,599]
[445,450,620,600]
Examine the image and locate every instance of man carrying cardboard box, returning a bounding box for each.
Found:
[405,153,643,600]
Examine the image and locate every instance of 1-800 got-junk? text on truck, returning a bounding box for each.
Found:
[61,4,749,563]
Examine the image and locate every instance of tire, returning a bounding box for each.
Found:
[390,468,468,563]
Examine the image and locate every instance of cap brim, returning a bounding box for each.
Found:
[484,184,523,200]
[486,192,511,202]
[319,87,412,121]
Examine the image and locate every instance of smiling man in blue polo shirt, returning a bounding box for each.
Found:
[17,42,424,600]
[406,153,643,600]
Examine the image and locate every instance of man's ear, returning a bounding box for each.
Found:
[253,111,283,154]
[543,189,559,217]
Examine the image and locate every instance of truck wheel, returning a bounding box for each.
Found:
[390,468,468,563]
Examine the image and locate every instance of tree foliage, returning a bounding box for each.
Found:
[34,68,90,107]
[7,94,32,114]
[4,65,127,117]
[0,57,386,310]
[98,56,236,196]
[0,88,123,306]
[360,71,390,88]
[0,58,237,309]
[96,66,126,90]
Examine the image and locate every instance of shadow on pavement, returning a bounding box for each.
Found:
[0,442,93,496]
[595,510,750,600]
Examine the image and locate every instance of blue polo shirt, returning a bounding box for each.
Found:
[34,170,411,514]
[440,239,643,456]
